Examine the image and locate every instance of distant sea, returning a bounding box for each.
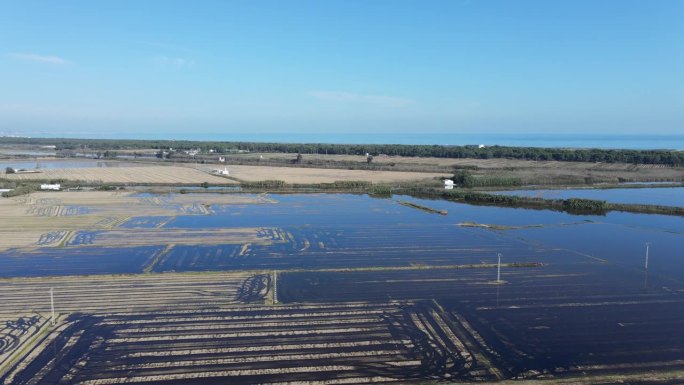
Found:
[156,133,684,150]
[7,133,684,150]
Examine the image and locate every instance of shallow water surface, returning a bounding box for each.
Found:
[1,192,683,381]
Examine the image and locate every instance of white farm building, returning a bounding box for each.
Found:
[212,167,230,176]
[40,184,61,191]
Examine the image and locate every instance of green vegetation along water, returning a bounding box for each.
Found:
[492,187,684,207]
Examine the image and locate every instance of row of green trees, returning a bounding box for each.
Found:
[452,170,523,188]
[3,137,684,166]
[438,190,609,214]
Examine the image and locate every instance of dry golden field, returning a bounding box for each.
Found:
[2,161,447,185]
[221,153,684,183]
[196,164,448,184]
[234,152,681,170]
[1,166,234,184]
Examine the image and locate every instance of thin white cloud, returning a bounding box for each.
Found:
[152,55,195,68]
[6,52,70,65]
[309,91,415,108]
[139,41,195,53]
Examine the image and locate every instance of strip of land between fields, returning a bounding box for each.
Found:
[283,262,543,274]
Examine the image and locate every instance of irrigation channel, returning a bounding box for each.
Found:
[0,192,683,384]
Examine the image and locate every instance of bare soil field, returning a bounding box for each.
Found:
[195,164,448,184]
[1,166,234,184]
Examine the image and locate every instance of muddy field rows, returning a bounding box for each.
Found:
[0,273,258,379]
[0,273,255,321]
[1,300,502,385]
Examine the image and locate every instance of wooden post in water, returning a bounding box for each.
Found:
[645,242,650,270]
[50,288,55,326]
[497,253,502,283]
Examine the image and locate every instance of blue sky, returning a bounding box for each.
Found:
[0,0,682,140]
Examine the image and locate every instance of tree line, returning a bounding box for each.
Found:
[3,137,684,166]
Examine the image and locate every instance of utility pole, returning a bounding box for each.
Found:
[50,288,55,326]
[644,242,651,270]
[496,285,501,307]
[497,253,502,283]
[272,270,278,305]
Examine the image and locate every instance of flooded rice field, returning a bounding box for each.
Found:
[491,187,684,207]
[1,191,683,383]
